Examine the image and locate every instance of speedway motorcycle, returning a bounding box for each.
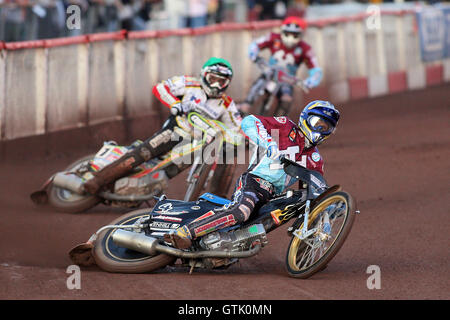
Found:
[69,156,357,279]
[250,57,309,116]
[30,112,244,213]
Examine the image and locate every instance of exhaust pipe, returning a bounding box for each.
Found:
[112,229,262,259]
[112,229,160,256]
[53,172,86,195]
[53,173,162,200]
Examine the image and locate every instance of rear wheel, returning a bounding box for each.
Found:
[92,209,176,273]
[285,191,356,279]
[48,155,100,213]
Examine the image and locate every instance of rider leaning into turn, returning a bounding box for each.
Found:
[165,100,340,249]
[83,57,242,195]
[240,16,323,115]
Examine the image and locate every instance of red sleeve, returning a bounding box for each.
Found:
[304,147,324,176]
[152,84,180,109]
[254,115,287,129]
[300,42,318,69]
[256,32,277,50]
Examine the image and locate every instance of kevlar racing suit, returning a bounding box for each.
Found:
[83,75,242,195]
[174,114,324,242]
[246,32,322,115]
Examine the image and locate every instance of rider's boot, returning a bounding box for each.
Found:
[165,173,273,250]
[164,225,192,249]
[84,117,180,195]
[83,142,154,194]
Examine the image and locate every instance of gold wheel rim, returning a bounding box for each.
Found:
[287,194,348,272]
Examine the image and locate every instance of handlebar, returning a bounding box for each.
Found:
[280,155,328,192]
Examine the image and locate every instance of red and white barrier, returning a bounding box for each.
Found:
[0,11,448,142]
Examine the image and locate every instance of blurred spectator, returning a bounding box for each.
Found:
[93,0,120,33]
[253,0,288,20]
[115,0,160,31]
[34,0,67,39]
[286,0,305,18]
[2,0,379,43]
[137,0,154,27]
[116,0,142,30]
[183,0,209,28]
[1,0,27,42]
[208,0,224,24]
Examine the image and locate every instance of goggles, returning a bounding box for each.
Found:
[307,115,334,134]
[205,72,230,89]
[282,31,302,39]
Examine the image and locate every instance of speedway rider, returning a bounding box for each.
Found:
[83,57,242,195]
[165,100,340,249]
[239,16,323,116]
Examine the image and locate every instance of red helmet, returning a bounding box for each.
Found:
[280,16,307,48]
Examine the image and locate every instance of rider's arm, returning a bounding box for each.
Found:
[305,147,324,176]
[220,97,242,132]
[240,115,275,149]
[152,76,187,112]
[302,46,323,89]
[248,33,273,61]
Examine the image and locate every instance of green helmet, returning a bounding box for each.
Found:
[200,57,233,98]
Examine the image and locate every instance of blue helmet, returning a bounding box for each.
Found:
[298,100,340,146]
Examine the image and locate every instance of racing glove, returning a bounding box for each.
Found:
[303,67,323,89]
[170,102,184,116]
[171,101,193,116]
[248,42,260,62]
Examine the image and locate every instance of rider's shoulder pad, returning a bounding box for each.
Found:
[221,94,233,108]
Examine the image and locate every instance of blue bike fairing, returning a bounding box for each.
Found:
[151,198,224,226]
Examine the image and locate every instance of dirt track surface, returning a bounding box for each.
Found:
[1,84,449,300]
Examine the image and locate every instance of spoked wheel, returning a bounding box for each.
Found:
[285,191,356,279]
[184,163,213,202]
[184,136,223,201]
[92,209,176,273]
[208,163,236,199]
[48,155,101,213]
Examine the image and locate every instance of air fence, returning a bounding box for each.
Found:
[0,10,449,142]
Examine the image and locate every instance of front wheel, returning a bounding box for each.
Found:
[48,155,100,213]
[184,163,214,202]
[285,191,356,279]
[92,209,176,273]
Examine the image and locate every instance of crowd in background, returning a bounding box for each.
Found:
[0,0,426,42]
